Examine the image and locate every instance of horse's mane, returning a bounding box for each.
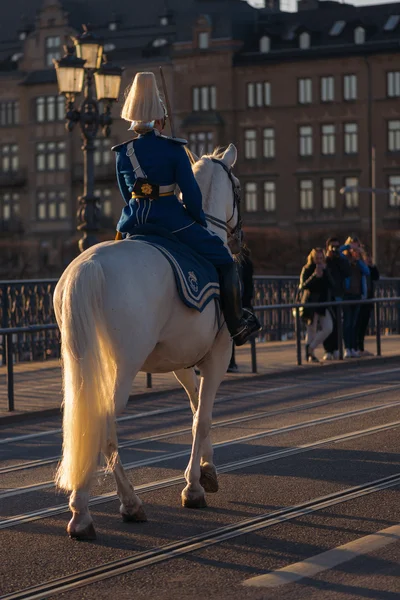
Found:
[190,146,227,212]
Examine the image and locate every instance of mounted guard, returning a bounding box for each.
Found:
[112,71,260,346]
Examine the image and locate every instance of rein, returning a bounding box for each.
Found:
[204,158,242,239]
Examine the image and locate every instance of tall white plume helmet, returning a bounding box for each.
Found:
[121,72,165,134]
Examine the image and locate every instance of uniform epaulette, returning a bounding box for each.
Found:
[158,134,188,145]
[111,138,138,152]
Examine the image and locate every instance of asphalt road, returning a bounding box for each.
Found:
[0,363,399,600]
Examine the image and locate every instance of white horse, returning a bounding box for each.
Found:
[54,144,242,540]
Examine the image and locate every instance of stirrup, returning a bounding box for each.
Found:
[231,313,261,347]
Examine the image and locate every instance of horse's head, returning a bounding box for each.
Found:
[191,144,242,255]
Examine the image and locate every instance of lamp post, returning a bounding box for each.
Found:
[53,25,123,252]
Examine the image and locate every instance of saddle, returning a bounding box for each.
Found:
[124,224,220,313]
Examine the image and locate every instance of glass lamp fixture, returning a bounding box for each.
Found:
[94,57,124,101]
[72,24,104,69]
[53,46,85,94]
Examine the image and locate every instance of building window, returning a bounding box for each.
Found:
[389,176,400,207]
[354,27,365,45]
[343,74,357,101]
[189,132,214,156]
[387,71,400,97]
[244,129,257,159]
[259,36,270,53]
[1,192,20,221]
[298,78,312,104]
[247,82,271,107]
[94,138,112,166]
[1,144,19,172]
[299,125,313,156]
[330,20,346,36]
[321,76,334,102]
[299,32,310,49]
[321,124,335,155]
[344,177,359,208]
[45,36,61,67]
[322,178,336,209]
[263,181,276,212]
[388,120,400,152]
[344,123,358,154]
[95,188,113,217]
[36,190,67,220]
[300,180,313,210]
[198,32,209,49]
[35,95,64,122]
[36,141,66,171]
[192,85,216,111]
[0,101,19,127]
[263,128,275,158]
[245,182,257,212]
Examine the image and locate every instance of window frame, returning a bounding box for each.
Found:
[344,122,358,155]
[321,76,335,103]
[322,178,336,210]
[245,182,258,212]
[263,181,276,212]
[298,78,312,104]
[244,129,257,159]
[299,125,313,157]
[321,124,336,156]
[343,74,357,101]
[299,179,313,211]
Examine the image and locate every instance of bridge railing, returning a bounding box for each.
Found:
[2,297,399,412]
[1,276,400,364]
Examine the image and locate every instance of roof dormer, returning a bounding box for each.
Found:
[194,15,212,50]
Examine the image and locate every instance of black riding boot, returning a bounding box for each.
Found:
[218,262,261,347]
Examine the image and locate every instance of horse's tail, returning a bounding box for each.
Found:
[55,259,116,492]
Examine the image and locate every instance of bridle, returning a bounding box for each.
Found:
[204,158,242,241]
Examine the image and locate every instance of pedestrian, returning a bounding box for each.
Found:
[322,236,352,361]
[342,237,369,359]
[299,248,335,363]
[356,248,380,356]
[227,240,255,373]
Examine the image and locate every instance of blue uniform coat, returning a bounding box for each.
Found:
[113,130,233,267]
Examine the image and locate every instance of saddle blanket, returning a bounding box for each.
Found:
[126,225,220,312]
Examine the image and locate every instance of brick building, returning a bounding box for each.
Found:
[1,0,400,276]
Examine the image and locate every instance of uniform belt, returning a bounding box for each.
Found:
[131,183,175,199]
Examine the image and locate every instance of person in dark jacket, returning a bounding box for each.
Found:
[322,236,351,360]
[342,238,369,358]
[356,249,380,356]
[228,242,255,372]
[299,248,335,362]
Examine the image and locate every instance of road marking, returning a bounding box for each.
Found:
[243,523,400,589]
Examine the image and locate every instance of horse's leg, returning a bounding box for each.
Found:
[173,368,218,493]
[104,437,147,523]
[104,368,147,522]
[67,488,96,540]
[181,330,231,508]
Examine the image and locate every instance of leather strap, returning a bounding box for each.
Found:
[126,141,175,194]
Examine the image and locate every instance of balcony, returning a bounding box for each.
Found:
[0,168,28,187]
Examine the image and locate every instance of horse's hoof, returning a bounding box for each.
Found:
[200,465,219,493]
[181,494,207,509]
[121,506,148,522]
[68,522,97,541]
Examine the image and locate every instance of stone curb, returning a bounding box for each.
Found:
[0,354,399,426]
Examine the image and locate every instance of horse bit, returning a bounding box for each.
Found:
[204,158,243,243]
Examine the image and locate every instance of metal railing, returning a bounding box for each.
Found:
[2,297,399,412]
[1,276,400,363]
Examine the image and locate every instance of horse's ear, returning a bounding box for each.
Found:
[221,143,237,169]
[185,147,199,165]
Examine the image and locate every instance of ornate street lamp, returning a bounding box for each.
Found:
[53,26,123,252]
